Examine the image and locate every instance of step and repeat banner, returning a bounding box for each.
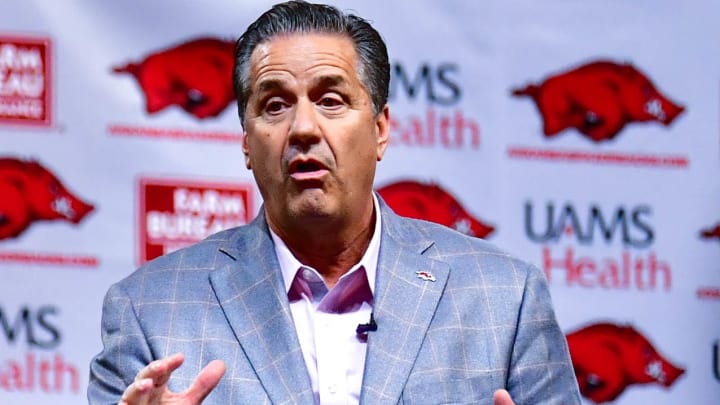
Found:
[1,1,718,404]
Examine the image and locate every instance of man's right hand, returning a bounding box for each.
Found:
[119,353,226,405]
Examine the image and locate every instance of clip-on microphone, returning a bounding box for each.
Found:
[356,313,377,342]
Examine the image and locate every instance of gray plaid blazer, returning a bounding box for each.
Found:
[88,198,581,404]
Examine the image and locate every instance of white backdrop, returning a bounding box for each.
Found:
[1,1,718,404]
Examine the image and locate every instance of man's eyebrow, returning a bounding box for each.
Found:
[310,74,350,89]
[255,78,286,95]
[252,74,350,97]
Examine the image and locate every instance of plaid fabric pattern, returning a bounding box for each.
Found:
[88,198,581,404]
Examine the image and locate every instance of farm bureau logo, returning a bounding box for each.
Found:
[0,304,80,394]
[388,62,480,149]
[0,35,52,126]
[0,157,94,241]
[376,180,494,238]
[524,201,672,291]
[138,177,254,264]
[566,321,684,403]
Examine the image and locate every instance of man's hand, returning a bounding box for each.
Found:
[119,353,226,405]
[493,389,516,405]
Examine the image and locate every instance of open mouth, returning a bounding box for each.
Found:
[288,158,329,180]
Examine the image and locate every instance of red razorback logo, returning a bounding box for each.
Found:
[512,60,685,142]
[700,223,720,240]
[0,157,94,240]
[376,180,494,238]
[113,37,235,119]
[566,322,685,403]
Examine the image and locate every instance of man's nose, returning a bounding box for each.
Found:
[288,99,321,147]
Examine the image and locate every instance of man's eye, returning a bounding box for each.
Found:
[318,97,343,108]
[265,100,286,114]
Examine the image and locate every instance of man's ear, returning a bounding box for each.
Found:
[375,104,390,161]
[242,132,252,169]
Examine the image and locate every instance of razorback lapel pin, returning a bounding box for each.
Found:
[416,270,436,282]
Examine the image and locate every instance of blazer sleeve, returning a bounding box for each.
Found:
[87,282,154,405]
[506,263,582,404]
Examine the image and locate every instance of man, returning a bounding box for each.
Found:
[88,1,581,404]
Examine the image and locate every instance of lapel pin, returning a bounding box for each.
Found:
[416,270,436,282]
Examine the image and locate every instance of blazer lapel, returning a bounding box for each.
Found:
[209,212,314,404]
[361,202,450,404]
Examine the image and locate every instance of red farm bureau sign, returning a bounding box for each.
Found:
[138,178,254,264]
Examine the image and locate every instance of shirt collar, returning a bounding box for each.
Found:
[271,193,381,296]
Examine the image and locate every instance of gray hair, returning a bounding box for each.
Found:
[233,0,390,124]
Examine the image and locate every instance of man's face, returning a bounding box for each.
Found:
[242,33,389,232]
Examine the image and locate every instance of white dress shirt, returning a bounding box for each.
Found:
[270,195,381,405]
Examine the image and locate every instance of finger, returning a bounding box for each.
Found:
[119,377,153,405]
[135,352,185,387]
[493,389,515,405]
[152,352,186,387]
[184,360,226,403]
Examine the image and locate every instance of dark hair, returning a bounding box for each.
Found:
[233,0,389,124]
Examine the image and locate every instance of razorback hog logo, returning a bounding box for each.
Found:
[566,322,685,403]
[700,223,720,241]
[0,158,94,240]
[376,180,494,238]
[113,37,235,119]
[512,60,685,142]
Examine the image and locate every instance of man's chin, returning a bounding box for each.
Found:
[292,195,333,220]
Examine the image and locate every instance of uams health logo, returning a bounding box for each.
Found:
[387,62,479,149]
[512,60,684,142]
[0,35,52,126]
[0,304,80,394]
[114,37,235,120]
[566,322,684,403]
[525,201,671,291]
[0,157,94,240]
[377,180,494,238]
[138,178,253,264]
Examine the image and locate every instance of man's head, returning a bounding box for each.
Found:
[233,0,389,124]
[236,1,391,242]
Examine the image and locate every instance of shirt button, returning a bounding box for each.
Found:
[328,383,338,394]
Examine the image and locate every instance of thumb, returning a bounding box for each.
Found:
[493,389,515,405]
[184,360,226,403]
